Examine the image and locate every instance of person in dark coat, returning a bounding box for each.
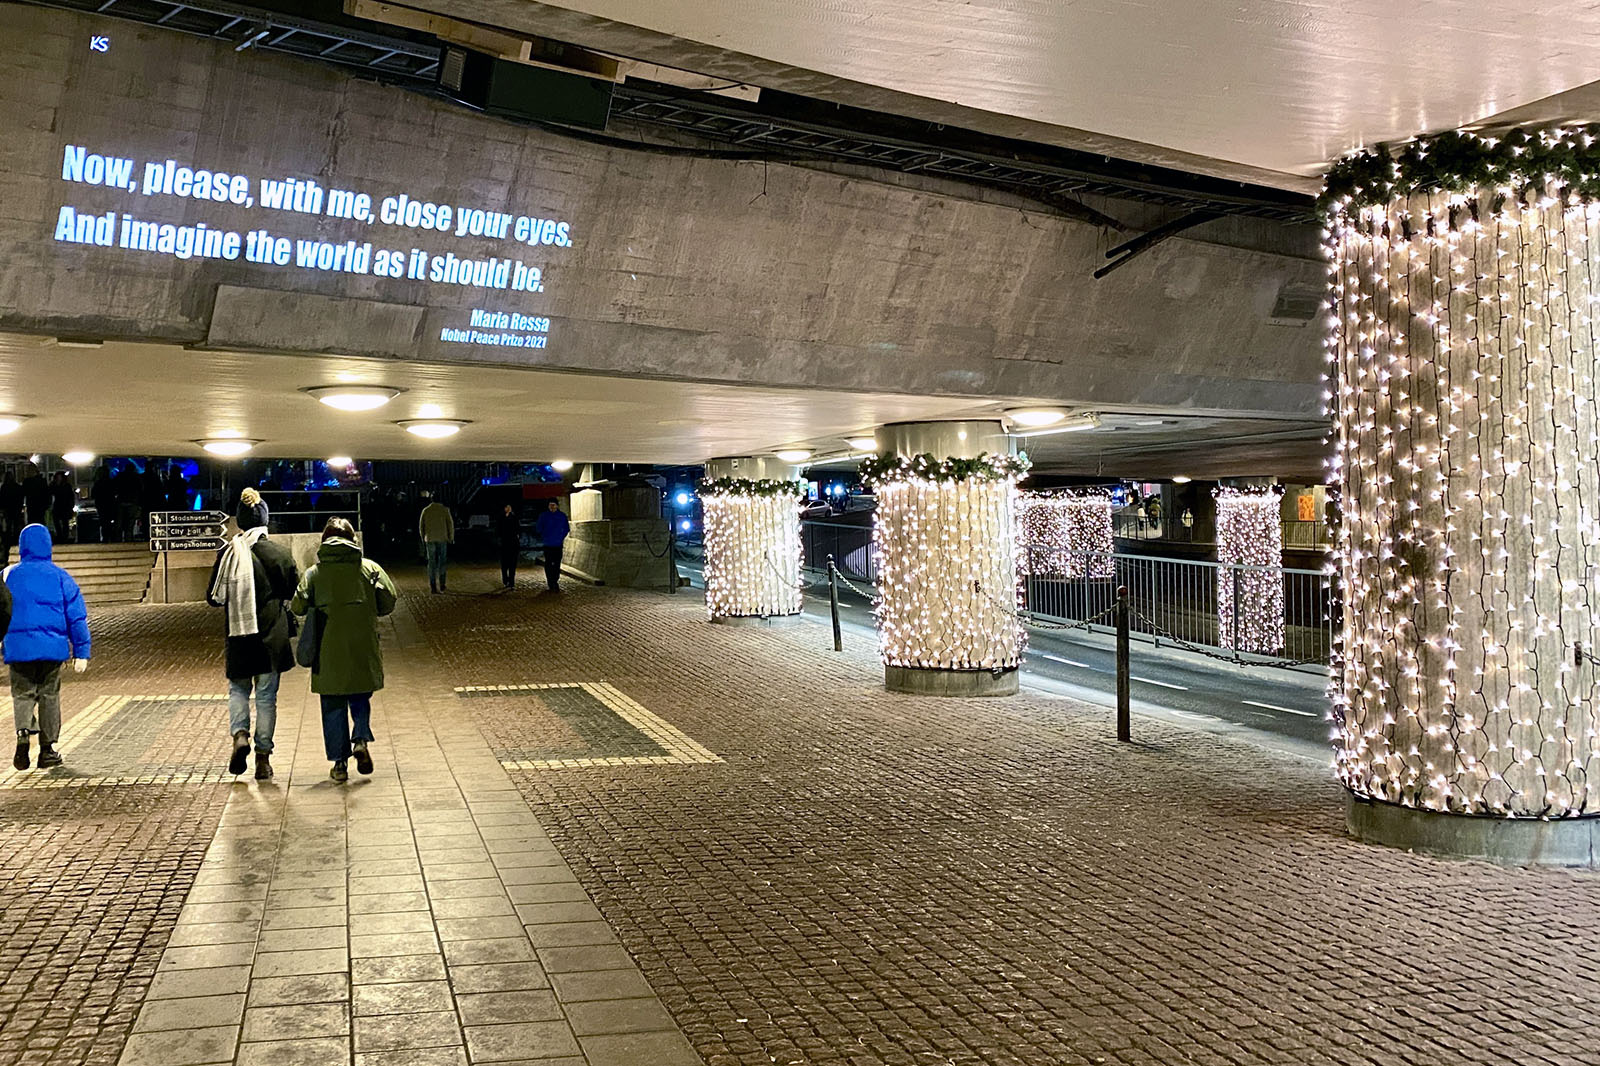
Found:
[113,464,141,540]
[497,503,522,589]
[50,472,74,543]
[164,466,189,512]
[0,472,23,561]
[206,499,299,780]
[91,465,117,541]
[290,517,396,783]
[21,465,50,528]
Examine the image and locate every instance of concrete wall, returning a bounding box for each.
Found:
[0,9,1323,417]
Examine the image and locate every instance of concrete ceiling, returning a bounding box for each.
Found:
[404,0,1600,187]
[0,333,1328,478]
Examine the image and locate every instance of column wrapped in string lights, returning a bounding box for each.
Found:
[1214,486,1285,654]
[864,437,1030,696]
[1324,126,1600,825]
[1018,490,1115,578]
[698,472,803,623]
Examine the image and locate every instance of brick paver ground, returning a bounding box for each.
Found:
[7,567,1600,1066]
[414,569,1600,1066]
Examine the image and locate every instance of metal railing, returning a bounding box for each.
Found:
[1022,547,1333,668]
[257,489,362,535]
[801,520,876,583]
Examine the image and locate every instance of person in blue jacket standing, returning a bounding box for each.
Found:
[535,499,570,592]
[7,524,90,770]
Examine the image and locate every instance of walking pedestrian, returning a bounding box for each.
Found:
[497,503,521,589]
[0,471,23,562]
[290,517,396,783]
[164,465,189,512]
[6,525,89,771]
[236,487,269,532]
[536,499,570,592]
[91,464,117,541]
[206,499,299,781]
[114,464,140,540]
[21,464,50,528]
[418,493,453,593]
[50,472,74,544]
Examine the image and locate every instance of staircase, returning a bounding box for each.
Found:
[49,543,155,607]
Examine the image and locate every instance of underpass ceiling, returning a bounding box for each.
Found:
[0,334,1329,478]
[405,0,1600,185]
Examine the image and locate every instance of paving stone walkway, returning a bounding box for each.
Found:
[5,565,1600,1066]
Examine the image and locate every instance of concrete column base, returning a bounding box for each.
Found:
[709,614,803,628]
[885,665,1019,697]
[1346,794,1600,868]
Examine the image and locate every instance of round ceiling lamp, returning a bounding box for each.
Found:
[61,450,95,465]
[327,455,354,468]
[774,448,813,463]
[197,438,258,457]
[550,459,574,472]
[846,436,877,451]
[1004,407,1069,428]
[304,385,405,411]
[398,419,469,439]
[0,415,30,436]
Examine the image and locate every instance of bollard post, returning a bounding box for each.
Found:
[666,526,677,595]
[828,555,843,652]
[1115,584,1131,742]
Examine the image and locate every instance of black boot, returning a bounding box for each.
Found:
[352,740,373,776]
[254,753,273,780]
[330,760,348,783]
[13,731,28,771]
[228,730,249,775]
[36,743,61,769]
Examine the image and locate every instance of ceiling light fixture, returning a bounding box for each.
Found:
[1004,407,1070,429]
[304,385,405,411]
[398,419,469,439]
[0,414,30,435]
[1010,413,1102,438]
[61,451,95,465]
[1172,475,1193,484]
[550,459,574,472]
[774,448,813,463]
[197,438,258,457]
[846,437,878,452]
[327,455,354,468]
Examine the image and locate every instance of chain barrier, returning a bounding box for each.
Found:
[763,551,826,590]
[829,566,877,602]
[640,531,672,559]
[1124,604,1326,671]
[1022,601,1121,633]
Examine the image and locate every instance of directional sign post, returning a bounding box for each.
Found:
[149,536,227,553]
[148,511,229,602]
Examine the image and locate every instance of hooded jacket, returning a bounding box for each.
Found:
[289,537,396,695]
[4,525,89,664]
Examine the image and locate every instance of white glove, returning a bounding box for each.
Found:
[71,659,87,674]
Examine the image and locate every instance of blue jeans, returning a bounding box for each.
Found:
[228,672,280,755]
[425,541,448,589]
[320,693,373,762]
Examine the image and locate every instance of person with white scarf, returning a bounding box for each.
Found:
[206,491,298,780]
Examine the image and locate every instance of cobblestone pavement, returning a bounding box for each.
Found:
[412,569,1600,1066]
[0,604,231,1066]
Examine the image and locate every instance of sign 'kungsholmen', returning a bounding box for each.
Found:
[52,144,571,351]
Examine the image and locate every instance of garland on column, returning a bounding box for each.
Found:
[698,478,803,619]
[1213,487,1285,655]
[1324,124,1600,816]
[1018,489,1114,579]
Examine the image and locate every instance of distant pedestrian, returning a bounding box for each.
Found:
[418,493,454,594]
[291,517,396,783]
[536,499,570,592]
[236,487,269,532]
[164,466,188,512]
[50,472,74,543]
[0,472,23,561]
[91,465,117,542]
[207,500,299,781]
[497,504,521,589]
[6,525,89,771]
[21,465,50,528]
[114,465,140,540]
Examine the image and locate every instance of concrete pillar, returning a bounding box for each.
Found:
[1018,490,1114,579]
[699,457,803,624]
[872,421,1023,695]
[1330,177,1600,841]
[1214,485,1285,654]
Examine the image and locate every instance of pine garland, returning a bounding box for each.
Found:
[859,451,1031,485]
[696,477,804,498]
[1320,125,1600,217]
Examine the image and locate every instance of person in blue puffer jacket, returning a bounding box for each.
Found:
[6,524,90,771]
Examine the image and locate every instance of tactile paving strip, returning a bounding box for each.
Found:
[0,693,235,788]
[454,681,722,769]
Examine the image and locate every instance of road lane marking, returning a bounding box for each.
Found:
[1037,652,1099,670]
[1132,676,1187,690]
[1170,710,1220,722]
[1242,699,1318,717]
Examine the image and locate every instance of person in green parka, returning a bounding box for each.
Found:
[290,517,397,783]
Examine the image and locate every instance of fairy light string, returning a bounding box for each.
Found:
[1324,125,1600,817]
[865,452,1029,671]
[1214,486,1286,655]
[697,478,804,620]
[1019,489,1115,578]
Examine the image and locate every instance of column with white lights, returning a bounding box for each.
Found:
[1214,486,1285,654]
[1326,127,1600,861]
[867,421,1027,696]
[1018,490,1115,578]
[699,457,803,625]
